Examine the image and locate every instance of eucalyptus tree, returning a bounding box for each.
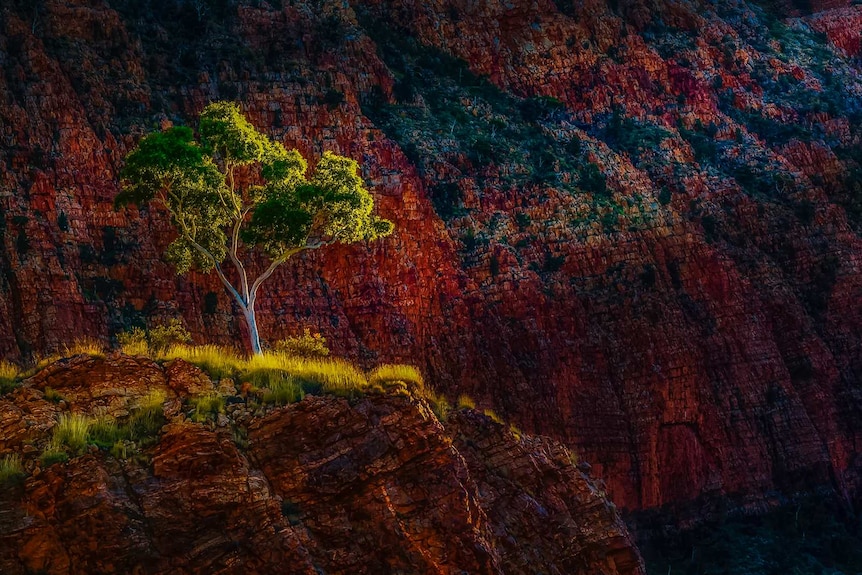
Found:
[117,102,394,354]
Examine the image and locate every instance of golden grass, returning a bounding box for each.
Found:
[0,361,20,382]
[368,364,424,389]
[63,337,105,358]
[160,345,371,398]
[457,395,476,409]
[0,361,21,394]
[0,453,24,483]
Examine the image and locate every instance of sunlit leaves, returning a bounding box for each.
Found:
[118,101,394,275]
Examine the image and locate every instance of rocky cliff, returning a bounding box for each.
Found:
[0,354,644,575]
[1,0,861,519]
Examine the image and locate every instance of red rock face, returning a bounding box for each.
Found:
[1,0,862,517]
[0,356,644,575]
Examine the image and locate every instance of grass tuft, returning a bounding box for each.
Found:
[52,413,91,453]
[368,364,424,390]
[189,393,225,423]
[427,392,451,421]
[43,387,63,403]
[0,454,25,484]
[40,450,69,468]
[457,395,476,410]
[63,337,105,358]
[0,361,21,395]
[128,390,166,440]
[89,417,126,449]
[260,375,305,406]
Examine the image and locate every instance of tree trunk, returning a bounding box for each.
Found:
[242,304,262,355]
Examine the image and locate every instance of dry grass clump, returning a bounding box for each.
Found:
[189,393,225,423]
[0,454,25,484]
[368,364,424,390]
[63,337,105,358]
[51,413,92,453]
[457,395,476,409]
[0,361,21,395]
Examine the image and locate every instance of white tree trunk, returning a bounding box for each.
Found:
[242,304,262,355]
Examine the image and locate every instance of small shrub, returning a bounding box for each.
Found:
[189,393,225,423]
[457,395,476,409]
[63,337,104,358]
[0,454,25,484]
[273,329,330,358]
[52,413,92,454]
[147,319,192,354]
[43,387,63,403]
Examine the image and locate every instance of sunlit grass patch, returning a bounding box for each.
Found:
[0,454,25,484]
[159,344,244,380]
[0,361,21,395]
[63,337,105,358]
[457,395,476,409]
[368,364,424,390]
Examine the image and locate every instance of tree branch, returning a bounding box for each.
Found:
[185,237,247,307]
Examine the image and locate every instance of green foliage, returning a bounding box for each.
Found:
[273,328,330,358]
[148,319,192,353]
[43,387,63,403]
[118,327,149,355]
[427,392,451,421]
[118,102,393,270]
[88,417,125,449]
[0,454,25,484]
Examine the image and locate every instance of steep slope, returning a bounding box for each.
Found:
[0,0,861,516]
[0,354,643,575]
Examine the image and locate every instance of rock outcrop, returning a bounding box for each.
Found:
[0,0,861,517]
[0,354,644,575]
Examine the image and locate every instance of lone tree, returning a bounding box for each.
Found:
[117,102,394,354]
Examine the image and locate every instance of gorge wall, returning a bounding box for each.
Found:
[1,0,861,516]
[0,354,644,574]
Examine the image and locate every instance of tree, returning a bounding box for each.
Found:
[116,102,394,354]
